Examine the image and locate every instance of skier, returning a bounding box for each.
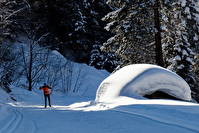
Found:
[40,83,52,108]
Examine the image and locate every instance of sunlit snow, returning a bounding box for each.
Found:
[0,53,198,133]
[96,64,191,102]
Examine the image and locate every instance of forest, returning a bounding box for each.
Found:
[0,0,199,102]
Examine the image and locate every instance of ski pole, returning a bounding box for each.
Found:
[40,90,44,106]
[51,93,56,105]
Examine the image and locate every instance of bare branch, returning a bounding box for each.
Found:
[34,32,50,45]
[3,6,28,22]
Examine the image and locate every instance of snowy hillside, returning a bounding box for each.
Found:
[0,51,199,132]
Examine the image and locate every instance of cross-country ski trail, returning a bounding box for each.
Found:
[0,106,22,133]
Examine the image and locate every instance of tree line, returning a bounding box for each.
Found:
[0,0,199,102]
[101,0,199,102]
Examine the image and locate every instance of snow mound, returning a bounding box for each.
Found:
[95,64,191,102]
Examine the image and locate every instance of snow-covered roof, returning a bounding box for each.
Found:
[95,64,191,102]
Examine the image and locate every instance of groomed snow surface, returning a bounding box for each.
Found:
[0,62,199,132]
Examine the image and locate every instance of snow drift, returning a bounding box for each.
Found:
[95,64,191,102]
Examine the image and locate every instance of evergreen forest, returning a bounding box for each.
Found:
[1,0,199,102]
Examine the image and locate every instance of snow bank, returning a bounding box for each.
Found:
[0,88,9,103]
[95,64,191,102]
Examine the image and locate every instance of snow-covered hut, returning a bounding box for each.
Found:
[95,64,191,102]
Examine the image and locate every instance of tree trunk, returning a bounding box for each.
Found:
[154,0,164,67]
[28,40,33,91]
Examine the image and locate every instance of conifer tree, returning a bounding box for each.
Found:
[0,0,29,59]
[88,0,117,72]
[102,0,156,67]
[104,0,199,101]
[41,0,114,71]
[162,0,198,101]
[180,0,199,101]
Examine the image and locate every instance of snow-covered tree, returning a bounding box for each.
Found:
[102,0,186,68]
[0,0,29,60]
[181,0,199,49]
[103,0,199,101]
[86,0,117,72]
[68,0,114,66]
[181,0,199,101]
[90,43,117,72]
[41,0,113,71]
[162,0,198,101]
[102,0,157,67]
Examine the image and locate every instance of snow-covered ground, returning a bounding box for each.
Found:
[0,52,199,132]
[1,89,199,133]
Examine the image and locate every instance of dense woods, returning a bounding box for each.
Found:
[0,0,199,102]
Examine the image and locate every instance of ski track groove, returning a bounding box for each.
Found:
[111,108,199,133]
[0,108,23,133]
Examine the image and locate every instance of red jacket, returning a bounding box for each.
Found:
[40,85,51,95]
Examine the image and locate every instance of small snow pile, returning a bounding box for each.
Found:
[95,64,191,102]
